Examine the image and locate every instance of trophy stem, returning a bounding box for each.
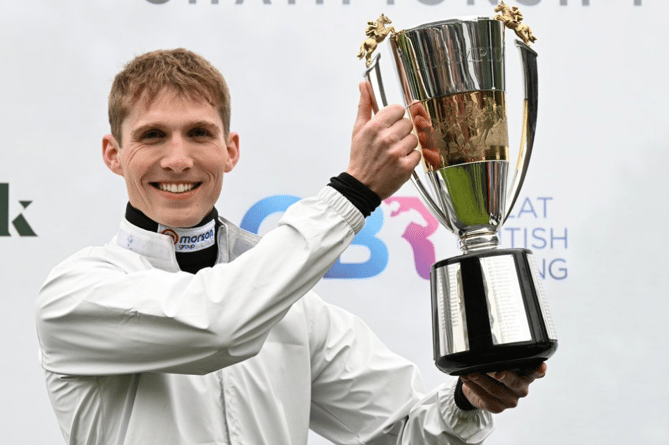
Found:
[459,230,500,254]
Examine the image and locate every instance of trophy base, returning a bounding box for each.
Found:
[431,248,557,376]
[435,340,557,376]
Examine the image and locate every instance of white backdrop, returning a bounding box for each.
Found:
[1,1,667,444]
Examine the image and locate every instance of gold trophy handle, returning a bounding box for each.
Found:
[504,40,539,224]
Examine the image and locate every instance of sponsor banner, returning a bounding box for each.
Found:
[241,194,570,281]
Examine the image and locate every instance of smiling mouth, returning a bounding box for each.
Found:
[151,182,202,194]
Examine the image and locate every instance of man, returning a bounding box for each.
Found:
[36,49,545,445]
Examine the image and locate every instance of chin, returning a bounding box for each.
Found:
[155,212,203,229]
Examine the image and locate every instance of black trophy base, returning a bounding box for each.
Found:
[431,248,558,376]
[435,340,558,376]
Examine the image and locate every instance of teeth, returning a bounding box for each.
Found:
[158,183,196,193]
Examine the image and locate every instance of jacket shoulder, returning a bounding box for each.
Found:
[218,216,261,262]
[48,242,152,277]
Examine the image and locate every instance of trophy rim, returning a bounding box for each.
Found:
[395,16,500,36]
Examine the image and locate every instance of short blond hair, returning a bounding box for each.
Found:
[108,48,231,144]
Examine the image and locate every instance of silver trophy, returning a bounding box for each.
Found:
[359,7,557,375]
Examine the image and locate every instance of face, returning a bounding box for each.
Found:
[103,88,239,228]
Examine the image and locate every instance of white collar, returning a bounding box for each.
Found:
[113,217,259,272]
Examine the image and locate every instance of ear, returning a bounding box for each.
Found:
[102,134,124,176]
[224,131,240,173]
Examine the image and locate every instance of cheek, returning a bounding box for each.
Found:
[123,151,155,182]
[202,150,229,178]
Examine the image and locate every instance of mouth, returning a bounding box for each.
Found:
[151,182,202,194]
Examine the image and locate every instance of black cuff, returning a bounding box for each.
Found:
[454,378,477,411]
[328,172,381,218]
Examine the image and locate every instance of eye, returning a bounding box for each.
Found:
[141,129,166,141]
[188,127,212,139]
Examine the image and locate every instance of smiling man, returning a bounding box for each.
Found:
[103,89,238,229]
[36,49,545,445]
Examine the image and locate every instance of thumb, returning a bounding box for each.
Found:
[353,81,375,133]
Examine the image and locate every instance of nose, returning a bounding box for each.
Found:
[160,135,194,172]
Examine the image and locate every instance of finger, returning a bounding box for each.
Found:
[469,373,526,407]
[488,372,530,397]
[376,119,414,150]
[387,116,415,139]
[396,132,419,157]
[353,81,374,134]
[530,362,548,378]
[400,146,422,170]
[492,363,547,388]
[464,374,511,399]
[368,104,407,132]
[363,81,379,115]
[461,376,513,414]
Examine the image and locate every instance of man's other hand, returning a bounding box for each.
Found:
[347,81,421,200]
[460,363,548,413]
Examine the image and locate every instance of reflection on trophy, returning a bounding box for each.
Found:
[358,5,557,375]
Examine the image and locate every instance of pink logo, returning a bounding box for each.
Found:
[385,196,439,280]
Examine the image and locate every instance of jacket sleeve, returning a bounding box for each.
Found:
[306,294,494,445]
[35,188,364,376]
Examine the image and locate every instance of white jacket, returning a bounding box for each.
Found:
[36,187,493,445]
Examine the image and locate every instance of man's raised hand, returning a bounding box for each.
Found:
[347,81,421,200]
